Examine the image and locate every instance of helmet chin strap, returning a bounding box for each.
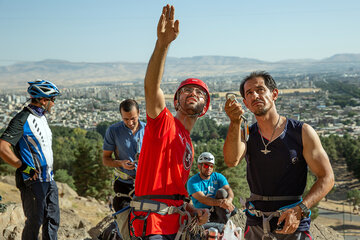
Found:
[44,100,52,114]
[35,98,51,114]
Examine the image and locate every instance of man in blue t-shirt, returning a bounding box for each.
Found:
[187,152,236,223]
[102,99,146,212]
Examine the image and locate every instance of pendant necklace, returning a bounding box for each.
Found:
[258,115,280,155]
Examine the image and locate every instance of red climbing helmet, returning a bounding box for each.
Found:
[173,78,210,117]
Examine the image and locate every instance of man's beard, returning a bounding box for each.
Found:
[253,101,273,116]
[179,97,205,117]
[201,171,211,178]
[185,103,204,115]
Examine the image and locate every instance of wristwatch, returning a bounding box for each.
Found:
[298,202,311,218]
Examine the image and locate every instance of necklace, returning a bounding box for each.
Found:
[258,115,281,155]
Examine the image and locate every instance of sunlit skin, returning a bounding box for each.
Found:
[224,75,334,235]
[198,163,214,180]
[120,107,139,134]
[193,162,235,212]
[37,97,56,114]
[177,84,207,116]
[242,77,278,117]
[143,4,210,225]
[102,106,140,171]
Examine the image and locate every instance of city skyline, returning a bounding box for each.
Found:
[1,0,359,66]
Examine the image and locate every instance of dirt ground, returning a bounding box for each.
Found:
[316,157,360,238]
[1,157,359,238]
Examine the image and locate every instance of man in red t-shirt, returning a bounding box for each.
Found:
[131,4,210,240]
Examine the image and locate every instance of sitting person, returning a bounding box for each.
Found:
[187,152,236,224]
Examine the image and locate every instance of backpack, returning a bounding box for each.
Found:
[98,221,122,240]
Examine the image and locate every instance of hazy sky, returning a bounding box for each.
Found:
[1,0,359,65]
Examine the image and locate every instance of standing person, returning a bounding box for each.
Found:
[102,99,146,212]
[0,79,61,240]
[130,5,210,239]
[187,152,236,224]
[223,71,334,240]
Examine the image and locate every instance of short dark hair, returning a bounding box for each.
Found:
[119,99,139,113]
[239,71,277,98]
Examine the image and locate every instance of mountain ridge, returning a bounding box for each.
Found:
[0,53,359,89]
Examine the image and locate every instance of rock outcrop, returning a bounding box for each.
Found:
[0,177,345,240]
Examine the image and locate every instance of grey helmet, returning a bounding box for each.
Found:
[198,152,215,164]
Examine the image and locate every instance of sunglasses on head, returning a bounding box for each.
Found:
[203,163,214,169]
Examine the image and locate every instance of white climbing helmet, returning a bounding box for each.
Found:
[198,152,215,165]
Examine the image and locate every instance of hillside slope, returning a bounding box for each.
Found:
[0,176,344,240]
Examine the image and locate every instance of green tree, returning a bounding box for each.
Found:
[347,189,360,207]
[54,169,77,191]
[73,139,112,200]
[320,135,339,161]
[303,172,319,220]
[191,118,226,142]
[0,163,15,176]
[96,121,117,138]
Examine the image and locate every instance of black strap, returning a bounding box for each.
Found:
[248,193,302,201]
[133,194,190,203]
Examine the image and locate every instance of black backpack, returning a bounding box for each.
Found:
[98,221,122,240]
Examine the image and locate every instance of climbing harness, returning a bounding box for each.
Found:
[241,193,304,240]
[114,189,135,199]
[113,168,135,181]
[129,195,192,240]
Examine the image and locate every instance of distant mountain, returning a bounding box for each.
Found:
[321,53,360,62]
[0,54,359,89]
[167,56,265,65]
[0,59,148,89]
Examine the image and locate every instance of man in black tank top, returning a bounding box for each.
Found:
[223,71,334,240]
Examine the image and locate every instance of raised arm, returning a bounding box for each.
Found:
[145,5,179,119]
[223,99,247,167]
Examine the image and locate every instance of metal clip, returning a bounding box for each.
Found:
[226,92,249,142]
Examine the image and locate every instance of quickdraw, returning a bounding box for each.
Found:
[225,92,249,142]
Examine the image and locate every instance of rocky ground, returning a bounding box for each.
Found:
[3,156,360,240]
[0,176,109,240]
[0,174,345,240]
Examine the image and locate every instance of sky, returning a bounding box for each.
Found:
[0,0,359,66]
